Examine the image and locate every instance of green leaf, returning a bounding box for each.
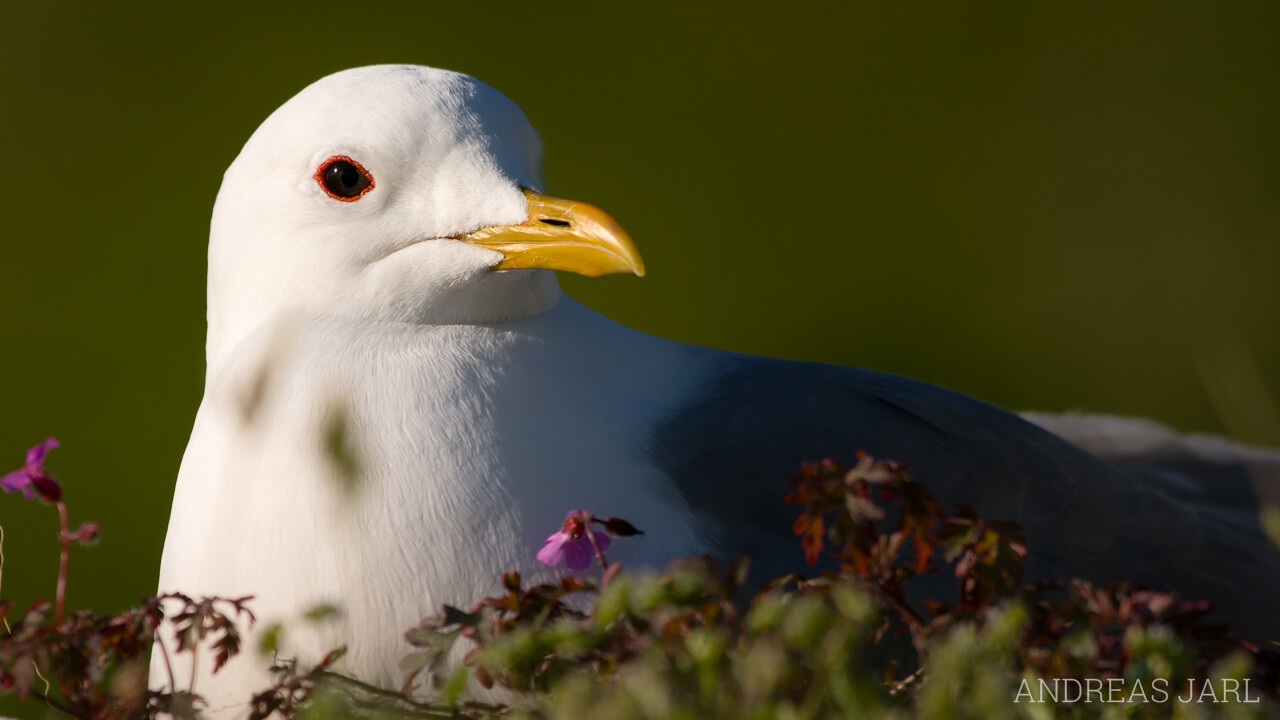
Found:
[304,603,341,623]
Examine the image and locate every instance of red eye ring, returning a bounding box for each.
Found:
[316,155,375,202]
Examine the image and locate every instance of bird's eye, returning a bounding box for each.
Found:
[316,156,374,201]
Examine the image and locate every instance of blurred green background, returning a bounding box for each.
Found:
[1,0,1277,645]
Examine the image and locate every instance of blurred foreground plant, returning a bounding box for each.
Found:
[1,442,1277,719]
[0,439,261,718]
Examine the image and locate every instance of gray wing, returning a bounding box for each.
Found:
[1022,411,1280,510]
[649,354,1280,639]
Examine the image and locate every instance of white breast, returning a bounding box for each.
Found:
[153,297,714,715]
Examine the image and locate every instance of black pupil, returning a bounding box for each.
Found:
[324,161,369,198]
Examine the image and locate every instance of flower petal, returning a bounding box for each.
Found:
[593,532,612,553]
[25,438,59,473]
[563,539,594,571]
[1,470,35,500]
[536,532,568,567]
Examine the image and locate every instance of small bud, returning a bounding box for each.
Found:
[74,522,102,545]
[601,517,644,537]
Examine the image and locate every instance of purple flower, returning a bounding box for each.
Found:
[537,509,610,571]
[2,438,63,503]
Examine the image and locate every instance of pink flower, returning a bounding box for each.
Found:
[537,510,611,571]
[1,438,63,503]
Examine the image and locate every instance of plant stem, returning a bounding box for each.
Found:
[156,628,178,694]
[28,688,81,719]
[867,579,927,650]
[190,637,200,694]
[317,670,507,718]
[582,520,609,572]
[56,501,70,625]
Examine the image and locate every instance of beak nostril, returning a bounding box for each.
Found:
[537,218,571,228]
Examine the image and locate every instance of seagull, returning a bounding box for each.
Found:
[153,65,1280,714]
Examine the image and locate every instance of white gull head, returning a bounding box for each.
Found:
[207,65,640,369]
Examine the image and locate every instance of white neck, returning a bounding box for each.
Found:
[205,268,563,379]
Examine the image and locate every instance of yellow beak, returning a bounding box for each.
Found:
[455,190,645,278]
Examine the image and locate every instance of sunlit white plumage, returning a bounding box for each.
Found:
[154,65,1280,716]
